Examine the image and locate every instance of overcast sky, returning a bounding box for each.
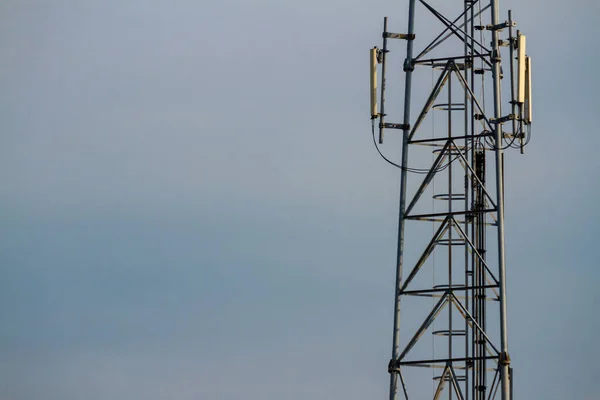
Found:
[1,1,599,399]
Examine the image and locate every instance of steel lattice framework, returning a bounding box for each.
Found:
[370,1,531,399]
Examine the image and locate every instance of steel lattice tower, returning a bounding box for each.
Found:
[369,1,532,399]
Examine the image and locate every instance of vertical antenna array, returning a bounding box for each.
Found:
[369,1,532,399]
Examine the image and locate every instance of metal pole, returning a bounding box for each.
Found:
[507,11,519,153]
[379,17,389,144]
[489,1,511,399]
[447,74,453,400]
[464,4,473,398]
[389,1,417,399]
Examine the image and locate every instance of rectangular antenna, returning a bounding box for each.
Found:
[370,47,378,119]
[524,56,532,124]
[517,33,527,103]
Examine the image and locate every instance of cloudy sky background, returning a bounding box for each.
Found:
[1,0,599,399]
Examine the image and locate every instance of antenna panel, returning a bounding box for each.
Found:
[525,56,532,124]
[370,47,378,118]
[517,33,527,103]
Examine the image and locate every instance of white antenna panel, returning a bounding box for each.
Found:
[517,33,527,103]
[370,47,378,118]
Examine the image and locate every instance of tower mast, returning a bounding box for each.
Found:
[369,1,532,399]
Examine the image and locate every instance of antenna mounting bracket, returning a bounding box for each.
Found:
[383,32,415,40]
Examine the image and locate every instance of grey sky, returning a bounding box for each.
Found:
[0,0,598,399]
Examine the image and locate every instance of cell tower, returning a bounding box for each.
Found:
[369,1,531,399]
